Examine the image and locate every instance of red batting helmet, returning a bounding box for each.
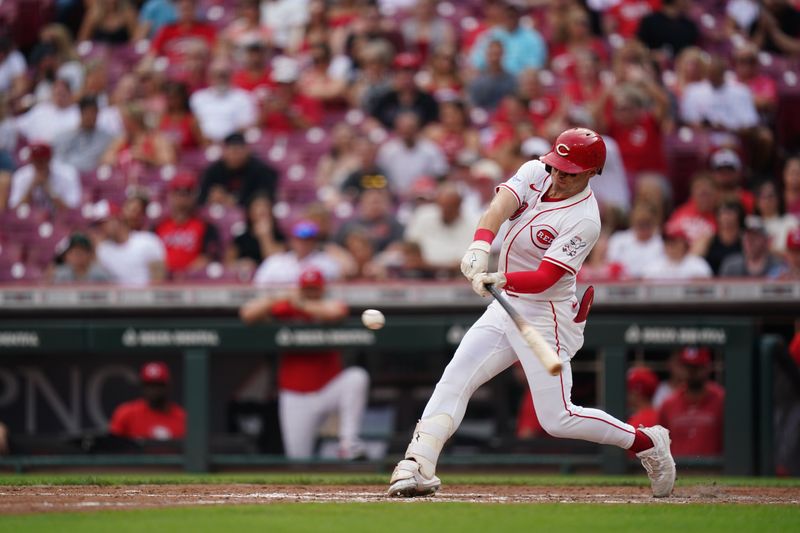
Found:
[540,128,606,175]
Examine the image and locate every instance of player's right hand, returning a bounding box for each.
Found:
[460,240,491,281]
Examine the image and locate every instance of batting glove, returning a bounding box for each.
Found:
[471,272,506,297]
[460,241,491,281]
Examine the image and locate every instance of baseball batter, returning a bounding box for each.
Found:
[388,128,676,498]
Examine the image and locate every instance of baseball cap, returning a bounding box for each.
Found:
[393,52,422,70]
[223,132,247,146]
[291,220,320,240]
[299,268,325,289]
[140,361,171,384]
[626,367,659,399]
[710,148,742,171]
[743,215,767,235]
[29,142,52,161]
[663,225,689,243]
[786,228,800,251]
[679,347,712,367]
[168,173,197,191]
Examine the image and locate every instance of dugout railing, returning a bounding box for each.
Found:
[0,308,772,476]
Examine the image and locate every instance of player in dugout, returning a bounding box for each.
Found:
[387,128,676,499]
[239,268,369,460]
[109,361,186,441]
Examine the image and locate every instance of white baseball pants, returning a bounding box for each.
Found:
[279,367,369,458]
[418,299,636,467]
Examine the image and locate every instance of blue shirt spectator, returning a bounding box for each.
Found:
[469,5,546,75]
[138,0,178,39]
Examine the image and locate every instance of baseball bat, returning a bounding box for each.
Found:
[486,284,563,376]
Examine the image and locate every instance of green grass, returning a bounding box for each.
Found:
[1,503,798,533]
[0,472,798,488]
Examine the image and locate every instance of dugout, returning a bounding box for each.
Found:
[0,279,798,476]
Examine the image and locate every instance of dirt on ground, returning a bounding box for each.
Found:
[0,484,798,514]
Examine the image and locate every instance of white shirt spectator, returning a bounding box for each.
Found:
[607,229,665,278]
[9,160,81,209]
[377,138,448,197]
[190,87,256,141]
[15,102,80,144]
[764,214,799,253]
[405,204,479,268]
[253,250,341,285]
[260,0,309,50]
[0,50,26,93]
[680,79,759,130]
[641,254,713,280]
[96,232,167,286]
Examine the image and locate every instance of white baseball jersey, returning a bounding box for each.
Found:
[496,159,600,303]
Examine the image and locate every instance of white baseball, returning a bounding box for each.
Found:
[361,309,385,330]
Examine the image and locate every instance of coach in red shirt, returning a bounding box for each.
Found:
[240,269,369,460]
[659,347,725,457]
[627,366,660,430]
[156,173,221,276]
[109,362,186,440]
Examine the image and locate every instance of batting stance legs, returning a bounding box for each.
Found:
[390,301,636,494]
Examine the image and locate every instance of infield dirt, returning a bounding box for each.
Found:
[0,484,797,514]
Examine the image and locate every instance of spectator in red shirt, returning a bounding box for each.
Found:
[109,361,186,440]
[627,366,660,430]
[240,269,370,459]
[158,81,205,152]
[659,347,725,457]
[261,56,323,133]
[232,41,274,94]
[155,173,221,277]
[709,149,755,214]
[666,173,719,254]
[604,0,661,39]
[149,0,216,65]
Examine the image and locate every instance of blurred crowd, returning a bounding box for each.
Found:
[1,0,800,286]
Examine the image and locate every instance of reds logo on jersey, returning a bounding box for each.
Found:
[509,201,529,221]
[530,225,557,250]
[562,235,588,257]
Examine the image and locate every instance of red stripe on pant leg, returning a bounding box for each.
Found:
[552,302,635,436]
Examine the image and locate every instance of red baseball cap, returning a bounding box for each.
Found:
[626,367,659,399]
[786,228,800,251]
[664,225,689,243]
[393,52,422,70]
[168,173,198,191]
[29,142,53,160]
[140,361,171,384]
[679,347,712,366]
[299,268,325,289]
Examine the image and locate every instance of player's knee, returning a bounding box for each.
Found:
[537,410,572,439]
[344,366,370,392]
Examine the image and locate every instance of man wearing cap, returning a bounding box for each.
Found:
[94,201,167,285]
[719,215,786,277]
[368,53,439,129]
[389,128,676,499]
[261,56,323,133]
[253,220,340,285]
[190,60,256,142]
[52,95,113,173]
[642,226,712,279]
[658,348,724,457]
[709,148,754,214]
[240,269,369,459]
[155,173,222,277]
[198,132,278,207]
[8,143,81,210]
[52,233,111,284]
[627,367,660,431]
[109,361,186,441]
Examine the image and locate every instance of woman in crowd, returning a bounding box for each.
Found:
[78,0,138,45]
[158,81,205,153]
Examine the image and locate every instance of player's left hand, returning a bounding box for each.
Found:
[471,272,506,297]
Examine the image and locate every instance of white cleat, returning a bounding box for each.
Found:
[636,425,676,498]
[387,459,441,497]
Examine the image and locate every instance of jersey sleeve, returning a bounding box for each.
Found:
[495,160,547,209]
[542,219,600,275]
